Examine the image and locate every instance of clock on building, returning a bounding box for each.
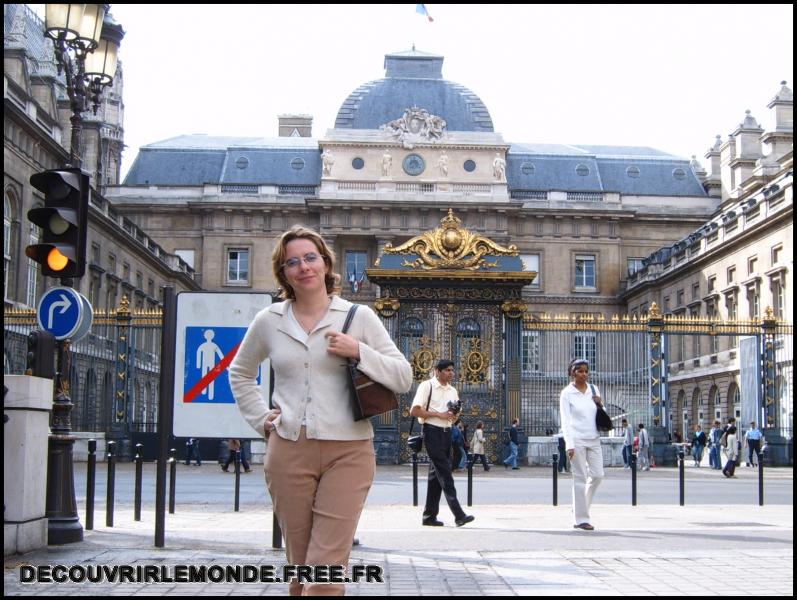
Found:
[402,153,426,176]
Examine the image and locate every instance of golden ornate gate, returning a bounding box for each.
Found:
[367,210,535,463]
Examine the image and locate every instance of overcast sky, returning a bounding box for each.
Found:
[33,4,795,181]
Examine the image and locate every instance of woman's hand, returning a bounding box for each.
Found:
[325,331,361,360]
[264,409,281,436]
[592,395,603,408]
[567,449,575,460]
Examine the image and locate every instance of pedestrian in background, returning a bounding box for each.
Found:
[410,360,475,528]
[621,418,634,469]
[450,418,466,471]
[708,420,723,470]
[722,425,739,477]
[503,418,521,469]
[744,421,764,467]
[469,421,490,471]
[691,424,707,467]
[221,438,251,473]
[230,225,412,595]
[559,358,604,531]
[637,424,650,471]
[185,438,202,466]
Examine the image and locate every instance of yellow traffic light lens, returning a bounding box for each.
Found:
[47,247,69,271]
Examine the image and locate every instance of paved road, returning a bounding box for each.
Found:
[74,462,793,509]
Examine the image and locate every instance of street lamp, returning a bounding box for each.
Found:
[39,3,124,545]
[44,3,124,168]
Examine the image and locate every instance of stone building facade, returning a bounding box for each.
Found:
[623,83,793,443]
[4,4,199,319]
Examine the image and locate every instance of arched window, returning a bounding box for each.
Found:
[691,388,702,428]
[677,390,687,440]
[399,317,424,357]
[4,193,14,301]
[709,385,721,421]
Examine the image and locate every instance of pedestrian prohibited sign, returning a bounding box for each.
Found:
[173,292,271,438]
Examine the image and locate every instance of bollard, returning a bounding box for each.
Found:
[106,441,116,527]
[552,453,558,506]
[168,448,177,514]
[412,452,419,507]
[758,447,765,506]
[272,514,283,549]
[134,443,143,522]
[467,457,473,507]
[234,450,241,512]
[86,439,96,530]
[630,453,637,506]
[678,449,685,506]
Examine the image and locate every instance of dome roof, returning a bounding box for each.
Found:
[334,50,494,132]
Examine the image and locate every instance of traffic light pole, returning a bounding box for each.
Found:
[45,276,84,545]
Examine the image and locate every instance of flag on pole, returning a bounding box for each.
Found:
[348,270,357,293]
[416,4,434,22]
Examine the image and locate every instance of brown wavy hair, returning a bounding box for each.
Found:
[272,226,339,300]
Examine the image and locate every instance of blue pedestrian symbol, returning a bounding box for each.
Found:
[183,326,259,404]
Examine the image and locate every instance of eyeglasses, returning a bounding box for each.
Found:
[281,252,321,270]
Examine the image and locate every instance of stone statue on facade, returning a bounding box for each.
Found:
[380,106,447,148]
[493,153,506,182]
[438,152,449,178]
[382,150,392,177]
[321,149,334,176]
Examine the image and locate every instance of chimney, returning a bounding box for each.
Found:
[761,81,793,165]
[278,114,313,137]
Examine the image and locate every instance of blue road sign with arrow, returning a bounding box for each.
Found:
[36,286,93,341]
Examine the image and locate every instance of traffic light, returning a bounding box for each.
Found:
[26,168,89,278]
[26,329,56,379]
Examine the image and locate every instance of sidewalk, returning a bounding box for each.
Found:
[4,502,793,595]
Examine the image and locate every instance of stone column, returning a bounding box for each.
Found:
[4,376,53,555]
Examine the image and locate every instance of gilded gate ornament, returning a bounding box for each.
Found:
[374,297,400,318]
[384,209,518,270]
[410,336,439,382]
[461,338,490,385]
[501,299,527,319]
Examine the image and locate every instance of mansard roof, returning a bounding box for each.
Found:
[507,144,706,196]
[124,135,321,186]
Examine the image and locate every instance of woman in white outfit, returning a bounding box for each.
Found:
[559,358,604,531]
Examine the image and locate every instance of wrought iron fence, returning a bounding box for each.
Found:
[4,298,163,434]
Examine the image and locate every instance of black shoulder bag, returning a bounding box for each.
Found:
[407,382,433,454]
[342,305,399,421]
[591,383,613,432]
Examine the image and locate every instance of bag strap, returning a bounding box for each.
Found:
[341,305,359,368]
[589,383,597,397]
[409,380,434,436]
[341,304,358,334]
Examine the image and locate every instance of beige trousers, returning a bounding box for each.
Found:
[569,438,604,525]
[265,428,375,596]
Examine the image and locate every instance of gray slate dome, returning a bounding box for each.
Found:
[334,50,494,132]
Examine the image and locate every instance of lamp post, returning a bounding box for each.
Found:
[45,3,124,168]
[41,3,124,545]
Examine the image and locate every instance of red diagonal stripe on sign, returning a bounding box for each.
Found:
[184,342,242,403]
